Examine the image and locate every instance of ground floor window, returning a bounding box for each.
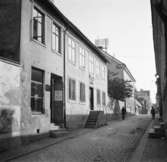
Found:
[96,89,101,105]
[69,78,76,100]
[31,67,44,113]
[80,82,86,102]
[102,92,106,106]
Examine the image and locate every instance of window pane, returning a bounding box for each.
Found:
[31,68,44,113]
[52,34,56,50]
[32,68,43,82]
[97,89,101,105]
[33,8,44,43]
[80,83,85,102]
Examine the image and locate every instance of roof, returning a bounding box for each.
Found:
[35,0,108,63]
[103,52,136,82]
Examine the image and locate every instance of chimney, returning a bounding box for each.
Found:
[95,38,109,52]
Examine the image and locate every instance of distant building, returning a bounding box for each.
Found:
[103,52,136,115]
[135,90,151,114]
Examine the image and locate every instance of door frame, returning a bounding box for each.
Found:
[50,74,65,125]
[89,87,94,110]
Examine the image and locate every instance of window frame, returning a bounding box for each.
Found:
[79,82,86,103]
[52,22,61,54]
[67,37,76,65]
[79,46,86,69]
[31,67,45,114]
[68,78,76,101]
[32,7,45,45]
[89,54,94,74]
[102,91,106,106]
[95,59,100,76]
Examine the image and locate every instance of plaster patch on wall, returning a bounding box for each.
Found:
[0,61,21,134]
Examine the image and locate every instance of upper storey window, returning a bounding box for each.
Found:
[68,37,76,64]
[89,54,94,74]
[33,7,45,44]
[52,23,61,53]
[79,46,86,68]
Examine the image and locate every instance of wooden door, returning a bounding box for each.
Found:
[51,75,64,124]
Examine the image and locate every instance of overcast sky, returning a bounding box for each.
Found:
[54,0,156,103]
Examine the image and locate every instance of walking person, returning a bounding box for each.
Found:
[121,106,126,120]
[151,106,155,120]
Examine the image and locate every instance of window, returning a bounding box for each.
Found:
[31,67,44,113]
[79,47,86,68]
[69,78,76,100]
[97,89,101,105]
[95,60,100,75]
[33,7,45,44]
[52,23,61,53]
[102,65,106,79]
[80,82,86,102]
[102,92,106,106]
[68,37,76,64]
[89,54,94,74]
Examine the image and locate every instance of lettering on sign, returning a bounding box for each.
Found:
[55,90,63,101]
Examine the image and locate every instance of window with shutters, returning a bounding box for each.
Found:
[69,78,76,100]
[80,82,86,102]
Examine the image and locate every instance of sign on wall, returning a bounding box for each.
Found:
[55,90,63,101]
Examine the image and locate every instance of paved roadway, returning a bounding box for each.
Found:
[9,115,151,162]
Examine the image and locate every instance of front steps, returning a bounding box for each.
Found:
[148,122,166,138]
[85,111,107,128]
[49,123,69,138]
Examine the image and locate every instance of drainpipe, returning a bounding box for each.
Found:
[63,27,68,128]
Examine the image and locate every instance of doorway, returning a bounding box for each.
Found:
[50,74,64,125]
[89,87,94,110]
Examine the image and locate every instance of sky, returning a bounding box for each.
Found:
[54,0,156,103]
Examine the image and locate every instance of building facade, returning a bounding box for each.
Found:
[0,0,108,149]
[103,53,136,114]
[135,90,151,114]
[150,0,167,121]
[65,32,108,128]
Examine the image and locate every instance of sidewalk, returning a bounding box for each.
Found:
[129,118,167,162]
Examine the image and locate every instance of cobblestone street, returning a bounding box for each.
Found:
[5,115,151,162]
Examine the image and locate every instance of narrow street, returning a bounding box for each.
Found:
[6,115,150,162]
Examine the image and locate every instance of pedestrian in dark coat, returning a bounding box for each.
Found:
[121,106,126,120]
[151,107,155,120]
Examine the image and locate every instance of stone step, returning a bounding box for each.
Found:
[148,128,158,138]
[50,124,60,131]
[50,129,69,138]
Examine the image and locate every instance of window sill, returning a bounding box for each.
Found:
[79,66,86,71]
[32,38,46,48]
[79,101,86,105]
[68,99,77,104]
[51,49,62,56]
[32,111,44,115]
[68,60,76,66]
